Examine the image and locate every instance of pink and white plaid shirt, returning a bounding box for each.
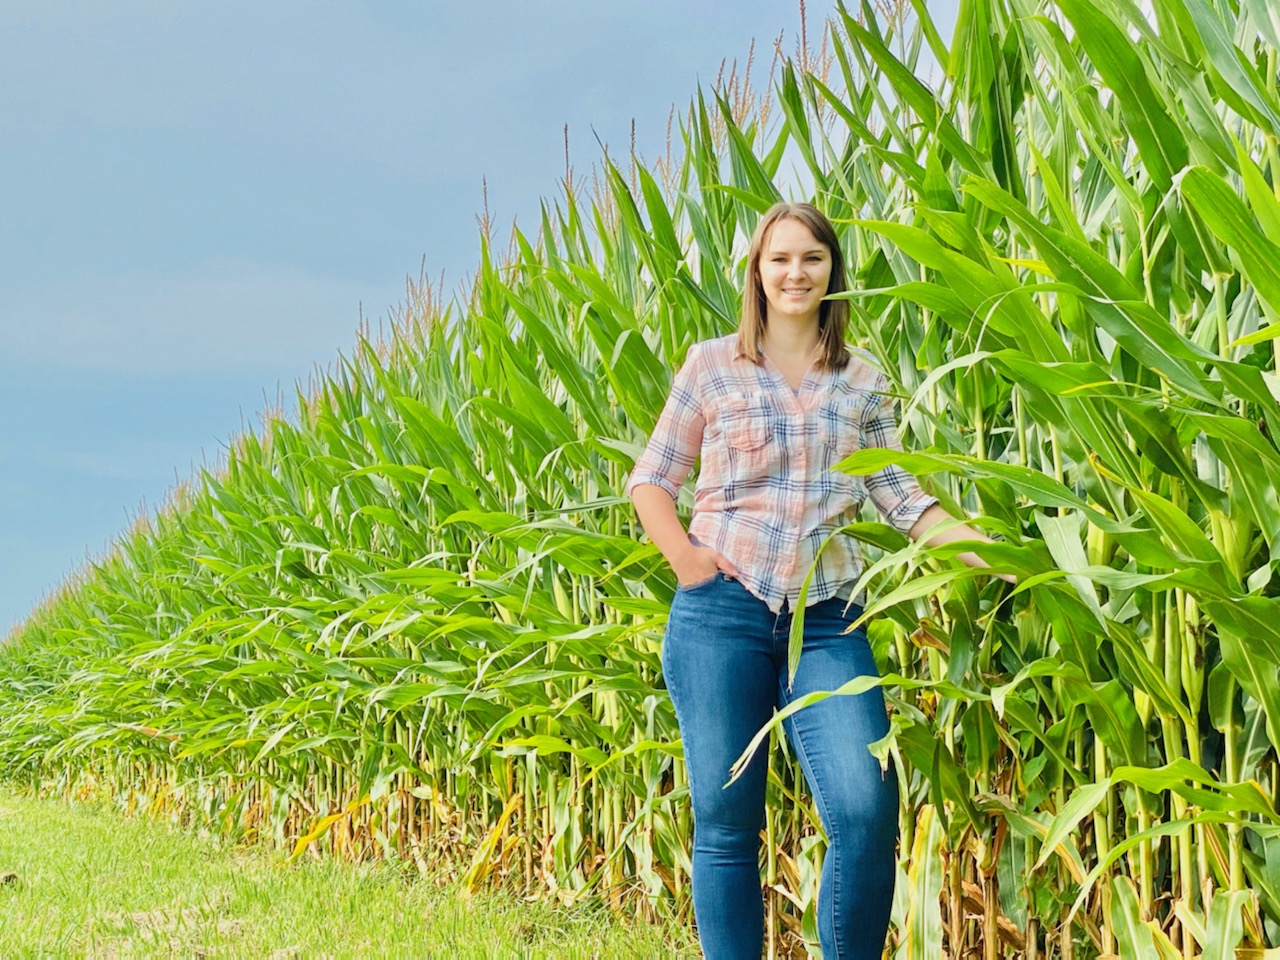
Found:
[626,334,937,613]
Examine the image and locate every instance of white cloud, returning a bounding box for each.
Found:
[0,259,401,378]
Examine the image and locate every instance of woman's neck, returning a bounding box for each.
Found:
[761,316,821,359]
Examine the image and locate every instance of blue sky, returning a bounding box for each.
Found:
[0,1,958,632]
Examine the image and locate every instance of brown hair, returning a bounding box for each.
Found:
[734,202,850,371]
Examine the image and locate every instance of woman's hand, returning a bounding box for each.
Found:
[672,543,740,587]
[908,503,1018,585]
[629,484,742,587]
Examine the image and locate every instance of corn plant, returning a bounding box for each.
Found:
[4,1,1280,956]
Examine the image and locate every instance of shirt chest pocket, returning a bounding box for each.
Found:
[819,396,865,459]
[713,394,776,478]
[720,395,773,450]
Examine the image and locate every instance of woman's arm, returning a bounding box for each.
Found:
[631,484,740,586]
[907,502,1016,584]
[627,344,739,587]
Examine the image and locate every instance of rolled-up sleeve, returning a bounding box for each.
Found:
[862,371,938,532]
[624,343,705,501]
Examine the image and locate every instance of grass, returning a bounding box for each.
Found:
[0,787,701,959]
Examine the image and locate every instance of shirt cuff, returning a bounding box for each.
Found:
[882,490,938,534]
[625,473,680,501]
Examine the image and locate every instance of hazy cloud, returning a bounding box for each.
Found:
[1,260,397,377]
[10,441,209,483]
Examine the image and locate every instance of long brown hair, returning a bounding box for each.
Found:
[734,202,850,371]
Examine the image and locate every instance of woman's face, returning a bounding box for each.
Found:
[758,217,833,325]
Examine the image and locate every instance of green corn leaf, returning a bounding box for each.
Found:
[1057,0,1188,189]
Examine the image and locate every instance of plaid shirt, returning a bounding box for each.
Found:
[626,334,938,613]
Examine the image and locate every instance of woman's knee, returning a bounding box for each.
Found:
[820,769,898,844]
[691,772,768,840]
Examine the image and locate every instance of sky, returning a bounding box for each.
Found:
[0,1,959,633]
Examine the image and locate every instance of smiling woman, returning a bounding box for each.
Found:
[626,202,1009,959]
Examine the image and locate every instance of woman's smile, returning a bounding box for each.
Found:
[759,218,833,323]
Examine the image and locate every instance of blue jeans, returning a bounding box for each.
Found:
[661,572,897,960]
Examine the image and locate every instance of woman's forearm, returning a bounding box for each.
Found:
[907,502,1013,581]
[630,484,698,571]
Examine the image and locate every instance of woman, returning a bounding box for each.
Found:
[626,202,1006,959]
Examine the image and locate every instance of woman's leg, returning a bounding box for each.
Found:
[662,573,777,960]
[775,597,898,960]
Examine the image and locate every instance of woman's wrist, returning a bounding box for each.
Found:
[668,541,701,578]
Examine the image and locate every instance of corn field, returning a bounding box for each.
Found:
[5,0,1280,955]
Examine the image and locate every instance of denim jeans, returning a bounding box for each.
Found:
[661,572,898,960]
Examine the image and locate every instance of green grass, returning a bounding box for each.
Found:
[0,788,700,959]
